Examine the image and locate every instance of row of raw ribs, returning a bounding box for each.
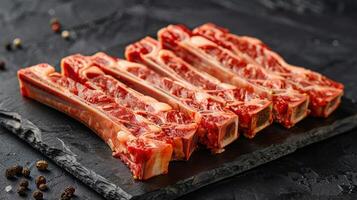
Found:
[18,52,238,180]
[17,23,344,180]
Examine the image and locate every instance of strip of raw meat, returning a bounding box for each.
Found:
[61,54,199,160]
[158,25,310,128]
[17,64,173,180]
[84,52,239,153]
[125,36,273,138]
[193,23,344,117]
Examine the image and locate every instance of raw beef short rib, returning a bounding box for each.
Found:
[193,23,343,117]
[61,54,199,160]
[158,25,310,128]
[85,52,239,153]
[125,36,273,138]
[18,64,173,180]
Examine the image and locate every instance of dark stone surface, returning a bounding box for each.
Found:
[0,127,104,200]
[1,82,357,199]
[1,0,357,199]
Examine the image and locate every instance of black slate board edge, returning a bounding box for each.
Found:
[142,112,357,200]
[0,110,131,200]
[1,105,357,200]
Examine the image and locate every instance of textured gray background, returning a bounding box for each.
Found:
[1,0,357,199]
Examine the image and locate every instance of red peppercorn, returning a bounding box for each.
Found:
[51,22,61,33]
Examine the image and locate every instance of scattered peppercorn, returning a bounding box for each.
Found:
[35,175,46,187]
[13,164,23,176]
[52,23,61,33]
[5,165,23,179]
[60,186,75,199]
[0,60,5,70]
[36,160,48,171]
[50,18,61,33]
[38,183,48,191]
[61,30,70,40]
[19,179,29,188]
[64,186,75,197]
[32,190,43,200]
[17,186,27,196]
[5,168,16,179]
[60,192,71,200]
[5,43,12,51]
[22,167,31,177]
[13,38,22,49]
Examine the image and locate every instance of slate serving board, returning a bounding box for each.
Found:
[1,75,357,200]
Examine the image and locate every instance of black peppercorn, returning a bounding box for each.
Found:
[5,168,16,179]
[32,190,43,200]
[35,175,46,187]
[19,179,29,188]
[13,164,23,176]
[5,43,12,51]
[22,167,31,177]
[60,186,75,199]
[17,186,27,196]
[60,192,71,200]
[36,160,48,171]
[0,60,5,70]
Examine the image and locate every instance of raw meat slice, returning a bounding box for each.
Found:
[17,64,173,180]
[193,23,344,117]
[158,25,310,128]
[125,36,273,138]
[61,54,199,160]
[85,52,239,153]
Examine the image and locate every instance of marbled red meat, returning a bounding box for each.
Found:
[125,37,273,138]
[158,25,310,128]
[86,52,239,153]
[17,64,172,180]
[61,55,198,160]
[193,23,344,117]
